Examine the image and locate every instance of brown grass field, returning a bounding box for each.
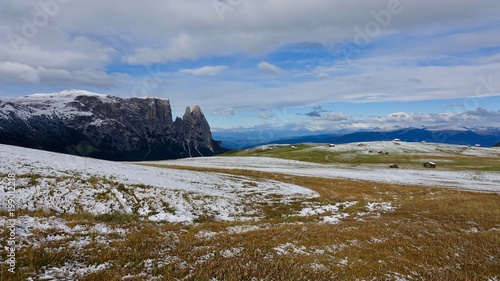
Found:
[1,162,499,280]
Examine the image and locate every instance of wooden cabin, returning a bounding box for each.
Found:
[423,162,436,168]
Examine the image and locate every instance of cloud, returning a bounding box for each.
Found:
[0,0,499,123]
[407,78,422,84]
[306,111,322,117]
[258,61,285,74]
[280,108,500,133]
[317,72,330,79]
[466,107,500,118]
[0,61,116,88]
[179,65,228,76]
[257,113,274,120]
[0,61,40,83]
[362,108,500,130]
[213,108,235,116]
[322,112,350,122]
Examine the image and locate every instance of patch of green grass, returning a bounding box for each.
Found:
[224,144,334,163]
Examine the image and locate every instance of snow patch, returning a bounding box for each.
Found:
[366,202,397,213]
[227,225,263,234]
[35,262,110,280]
[274,243,310,256]
[0,144,317,223]
[220,247,244,258]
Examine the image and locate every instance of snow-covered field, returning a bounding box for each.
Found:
[0,144,316,223]
[310,141,500,157]
[258,141,500,158]
[1,143,498,280]
[154,142,500,193]
[1,141,498,226]
[0,143,399,278]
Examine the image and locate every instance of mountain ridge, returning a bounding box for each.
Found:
[217,128,500,149]
[0,90,224,161]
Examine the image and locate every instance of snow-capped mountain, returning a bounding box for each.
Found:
[0,89,224,160]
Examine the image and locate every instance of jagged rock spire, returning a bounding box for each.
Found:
[184,106,191,118]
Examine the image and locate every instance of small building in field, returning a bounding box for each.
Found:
[423,161,436,168]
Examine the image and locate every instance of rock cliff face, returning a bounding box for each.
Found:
[0,89,224,161]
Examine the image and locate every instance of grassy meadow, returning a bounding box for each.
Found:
[1,142,499,280]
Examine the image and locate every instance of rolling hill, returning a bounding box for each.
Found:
[216,128,500,149]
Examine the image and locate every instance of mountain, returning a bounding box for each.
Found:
[0,89,224,161]
[259,128,500,148]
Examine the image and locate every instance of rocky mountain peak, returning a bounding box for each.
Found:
[0,90,225,161]
[192,105,202,114]
[183,106,192,119]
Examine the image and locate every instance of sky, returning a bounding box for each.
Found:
[0,0,499,136]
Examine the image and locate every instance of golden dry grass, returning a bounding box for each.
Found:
[1,165,499,280]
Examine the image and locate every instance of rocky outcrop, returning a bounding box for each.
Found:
[0,90,224,161]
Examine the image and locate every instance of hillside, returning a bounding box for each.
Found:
[0,144,314,223]
[1,144,499,280]
[256,128,500,149]
[163,142,500,192]
[224,141,500,173]
[0,89,223,161]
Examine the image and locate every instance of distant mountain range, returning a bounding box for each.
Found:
[0,90,224,161]
[218,128,500,149]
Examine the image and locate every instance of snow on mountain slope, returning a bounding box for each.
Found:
[0,144,317,223]
[26,89,108,99]
[0,89,111,120]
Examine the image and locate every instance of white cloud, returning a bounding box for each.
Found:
[258,61,285,74]
[257,113,274,120]
[179,65,228,77]
[213,108,235,116]
[3,1,498,65]
[334,109,500,131]
[233,108,500,133]
[316,72,330,79]
[0,61,116,88]
[322,112,350,122]
[0,61,40,83]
